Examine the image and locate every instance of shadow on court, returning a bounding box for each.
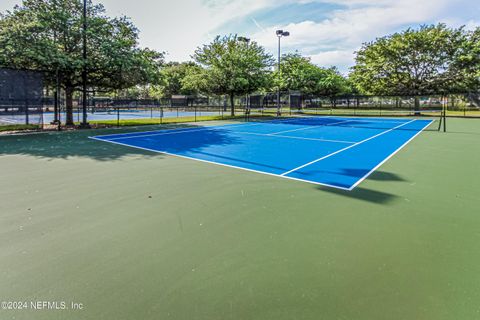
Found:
[317,170,408,204]
[361,170,406,182]
[0,123,239,161]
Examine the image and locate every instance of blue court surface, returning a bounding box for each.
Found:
[90,116,433,190]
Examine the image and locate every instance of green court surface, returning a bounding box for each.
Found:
[0,118,479,320]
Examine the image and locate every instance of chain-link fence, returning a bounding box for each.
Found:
[36,96,250,127]
[0,92,478,130]
[0,68,45,129]
[247,92,480,118]
[0,99,45,127]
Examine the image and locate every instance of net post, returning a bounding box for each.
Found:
[25,99,29,125]
[160,105,163,124]
[443,101,447,132]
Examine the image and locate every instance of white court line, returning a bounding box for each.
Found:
[346,120,433,190]
[0,118,20,124]
[280,119,417,176]
[235,131,355,144]
[92,121,261,140]
[88,136,351,190]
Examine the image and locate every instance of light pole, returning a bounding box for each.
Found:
[276,30,289,116]
[80,0,90,128]
[238,36,251,116]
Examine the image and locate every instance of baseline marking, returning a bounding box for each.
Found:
[92,121,259,140]
[280,119,416,176]
[346,119,433,190]
[88,136,351,190]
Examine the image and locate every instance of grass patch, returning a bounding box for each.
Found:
[0,124,40,132]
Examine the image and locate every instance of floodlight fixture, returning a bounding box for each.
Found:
[238,36,251,43]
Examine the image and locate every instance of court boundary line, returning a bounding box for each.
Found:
[88,136,351,190]
[92,121,259,140]
[280,119,417,176]
[346,119,434,190]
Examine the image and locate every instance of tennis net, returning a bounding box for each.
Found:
[248,108,445,132]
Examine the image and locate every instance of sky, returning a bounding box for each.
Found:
[1,0,479,74]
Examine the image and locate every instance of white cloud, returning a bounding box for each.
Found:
[0,0,278,62]
[310,50,356,73]
[97,0,281,61]
[249,0,478,73]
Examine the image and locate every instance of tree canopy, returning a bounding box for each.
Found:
[450,27,480,92]
[0,0,163,124]
[350,24,479,96]
[193,35,274,115]
[275,53,352,98]
[155,62,206,97]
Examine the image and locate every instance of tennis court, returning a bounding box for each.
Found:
[90,116,435,190]
[2,117,479,320]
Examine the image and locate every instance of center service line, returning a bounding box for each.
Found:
[280,119,416,176]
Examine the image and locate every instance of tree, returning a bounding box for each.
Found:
[193,35,274,116]
[0,0,163,125]
[350,24,471,110]
[450,27,480,92]
[157,62,206,97]
[275,53,353,98]
[180,64,209,96]
[275,53,322,94]
[313,67,352,97]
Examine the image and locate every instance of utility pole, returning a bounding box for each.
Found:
[80,0,90,128]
